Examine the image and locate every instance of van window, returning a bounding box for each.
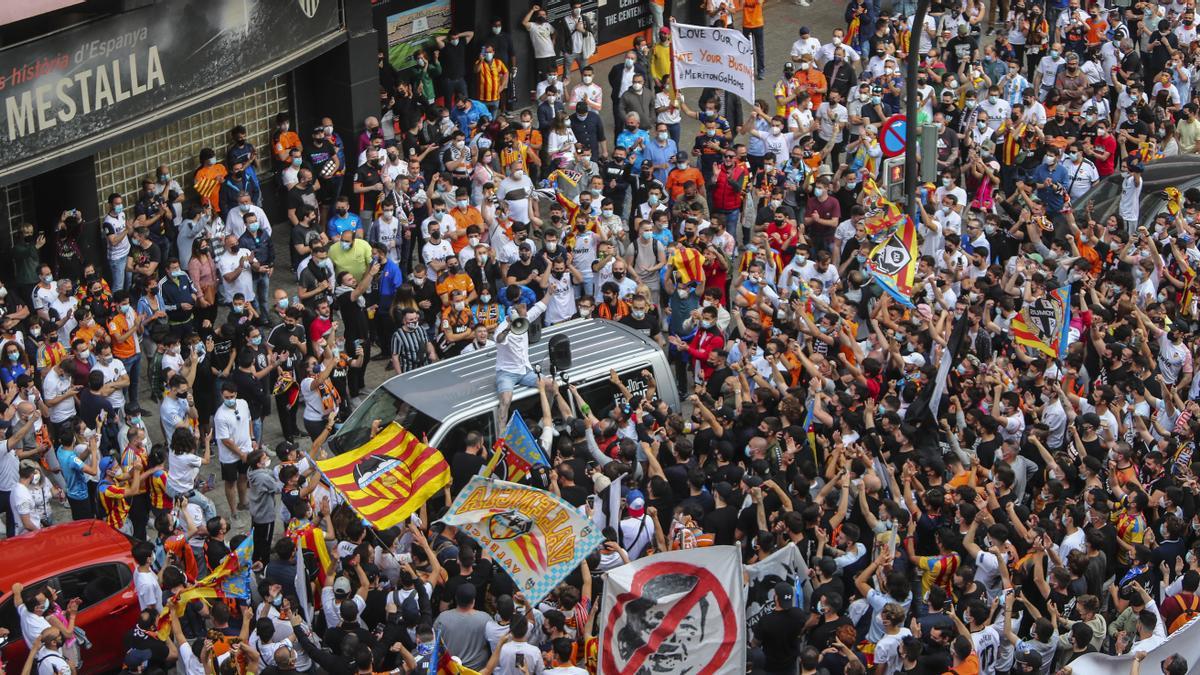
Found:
[330,388,440,454]
[0,563,132,641]
[575,368,652,417]
[440,411,496,454]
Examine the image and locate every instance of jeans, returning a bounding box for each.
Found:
[650,2,664,34]
[442,78,467,107]
[108,254,129,292]
[120,354,141,413]
[252,275,271,315]
[743,26,765,76]
[275,392,299,440]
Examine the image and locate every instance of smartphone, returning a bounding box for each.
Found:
[586,495,596,509]
[515,654,525,669]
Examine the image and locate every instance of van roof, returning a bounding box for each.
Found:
[384,318,662,422]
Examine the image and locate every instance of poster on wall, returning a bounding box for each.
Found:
[386,0,452,72]
[0,0,342,182]
[597,0,652,45]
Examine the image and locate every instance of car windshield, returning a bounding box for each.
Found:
[327,387,441,455]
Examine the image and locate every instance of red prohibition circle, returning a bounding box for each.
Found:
[600,561,739,675]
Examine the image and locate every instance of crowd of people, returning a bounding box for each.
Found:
[11,0,1200,673]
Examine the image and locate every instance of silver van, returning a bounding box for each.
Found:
[327,319,680,456]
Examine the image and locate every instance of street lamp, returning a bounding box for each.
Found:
[904,0,931,222]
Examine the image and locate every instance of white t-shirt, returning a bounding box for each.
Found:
[494,301,547,375]
[422,239,454,279]
[0,437,17,487]
[103,212,130,258]
[214,399,253,464]
[618,515,656,559]
[48,296,78,346]
[166,452,202,495]
[544,273,577,325]
[135,569,163,610]
[498,175,536,224]
[874,628,913,675]
[528,22,556,58]
[42,368,75,424]
[93,358,128,410]
[11,482,38,534]
[973,625,1002,675]
[300,377,327,422]
[17,605,51,648]
[216,248,255,304]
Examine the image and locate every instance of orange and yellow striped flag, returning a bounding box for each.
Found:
[316,422,450,529]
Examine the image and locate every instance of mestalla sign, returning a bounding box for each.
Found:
[0,0,343,182]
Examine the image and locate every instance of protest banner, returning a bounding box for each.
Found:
[670,22,756,105]
[744,543,810,628]
[599,546,746,675]
[441,475,603,605]
[1066,613,1200,675]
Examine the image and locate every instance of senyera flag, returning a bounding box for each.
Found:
[1012,285,1072,360]
[598,546,746,675]
[671,245,706,286]
[441,475,603,605]
[866,214,918,308]
[317,422,450,529]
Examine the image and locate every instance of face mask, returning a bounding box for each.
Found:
[341,241,352,250]
[223,399,237,409]
[771,126,782,136]
[113,204,125,215]
[29,327,40,338]
[484,53,494,62]
[641,231,653,240]
[677,288,690,298]
[701,319,714,328]
[79,350,90,360]
[251,336,263,346]
[546,241,558,252]
[814,188,826,198]
[580,308,592,317]
[625,58,635,67]
[658,132,669,141]
[42,275,53,284]
[648,195,660,206]
[583,75,594,84]
[480,294,491,303]
[632,309,646,319]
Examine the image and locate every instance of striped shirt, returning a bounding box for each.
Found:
[392,327,432,372]
[915,552,960,598]
[99,482,130,530]
[476,58,509,102]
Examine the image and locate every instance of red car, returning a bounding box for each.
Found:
[0,520,141,674]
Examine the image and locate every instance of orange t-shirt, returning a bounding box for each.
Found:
[436,273,475,299]
[73,322,108,348]
[450,207,485,254]
[667,167,706,201]
[947,653,980,675]
[273,131,302,162]
[742,0,764,28]
[793,70,827,109]
[106,313,138,359]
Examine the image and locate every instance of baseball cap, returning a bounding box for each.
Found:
[675,151,690,162]
[332,576,352,598]
[714,481,734,502]
[627,488,646,517]
[455,582,477,607]
[774,581,795,607]
[125,648,153,669]
[902,353,926,368]
[742,474,764,488]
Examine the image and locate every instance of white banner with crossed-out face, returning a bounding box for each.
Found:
[599,546,747,675]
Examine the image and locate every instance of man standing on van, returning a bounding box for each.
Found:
[495,286,548,425]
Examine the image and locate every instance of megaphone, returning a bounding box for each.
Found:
[509,317,530,335]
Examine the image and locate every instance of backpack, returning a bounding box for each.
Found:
[1169,593,1200,634]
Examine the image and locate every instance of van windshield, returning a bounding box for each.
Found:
[327,387,441,455]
